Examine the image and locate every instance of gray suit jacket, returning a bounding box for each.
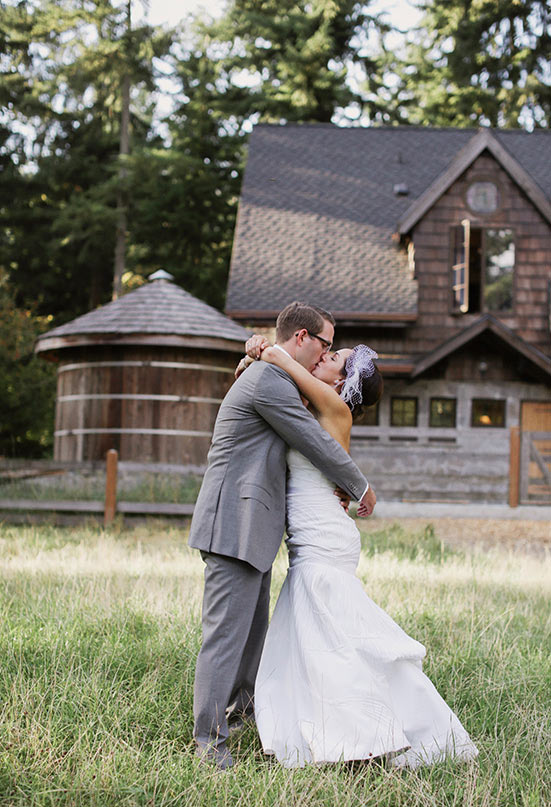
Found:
[188,361,368,572]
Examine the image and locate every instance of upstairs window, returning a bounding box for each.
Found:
[451,222,515,314]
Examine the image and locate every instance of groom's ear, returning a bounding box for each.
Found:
[295,328,308,346]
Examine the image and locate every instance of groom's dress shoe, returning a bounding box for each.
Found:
[195,743,234,771]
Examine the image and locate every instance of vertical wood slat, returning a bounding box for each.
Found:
[519,430,531,504]
[104,449,118,526]
[509,426,520,508]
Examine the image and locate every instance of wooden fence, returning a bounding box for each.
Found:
[0,450,195,526]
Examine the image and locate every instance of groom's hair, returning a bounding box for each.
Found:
[276,302,335,342]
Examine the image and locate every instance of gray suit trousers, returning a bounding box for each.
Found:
[193,551,271,749]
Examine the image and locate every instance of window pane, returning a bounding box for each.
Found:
[471,399,506,428]
[391,397,418,427]
[429,398,456,428]
[354,402,379,426]
[484,229,514,312]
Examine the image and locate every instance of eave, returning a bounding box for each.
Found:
[411,314,551,381]
[34,332,248,360]
[398,128,551,235]
[225,310,417,328]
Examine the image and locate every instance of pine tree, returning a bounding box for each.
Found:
[125,30,243,309]
[126,0,392,308]
[1,0,172,321]
[199,0,389,124]
[388,0,551,128]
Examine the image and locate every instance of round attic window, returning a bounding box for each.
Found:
[466,181,499,214]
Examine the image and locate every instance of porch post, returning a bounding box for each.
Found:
[508,426,520,508]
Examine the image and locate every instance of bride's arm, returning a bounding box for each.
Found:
[234,354,254,379]
[260,346,351,421]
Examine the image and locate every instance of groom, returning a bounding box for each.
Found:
[188,301,376,769]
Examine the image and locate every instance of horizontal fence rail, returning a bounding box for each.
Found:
[0,450,196,526]
[0,499,195,516]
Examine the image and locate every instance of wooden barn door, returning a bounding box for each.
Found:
[519,401,551,504]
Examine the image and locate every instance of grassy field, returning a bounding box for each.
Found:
[0,520,549,806]
[0,472,203,504]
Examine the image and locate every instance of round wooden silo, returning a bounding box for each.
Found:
[35,272,250,466]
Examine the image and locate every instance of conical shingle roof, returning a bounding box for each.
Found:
[36,276,250,353]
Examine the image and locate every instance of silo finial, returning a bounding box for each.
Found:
[149,269,175,282]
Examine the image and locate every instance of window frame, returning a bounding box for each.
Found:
[464,177,502,216]
[390,396,418,428]
[449,223,516,316]
[471,398,507,429]
[450,219,470,314]
[429,397,457,429]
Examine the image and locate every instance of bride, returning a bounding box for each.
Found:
[248,342,478,769]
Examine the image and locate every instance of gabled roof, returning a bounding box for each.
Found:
[35,276,250,355]
[226,124,551,319]
[411,314,551,381]
[398,128,551,234]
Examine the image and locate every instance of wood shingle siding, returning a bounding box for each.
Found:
[36,277,249,464]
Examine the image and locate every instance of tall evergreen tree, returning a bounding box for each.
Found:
[1,0,171,321]
[126,0,392,307]
[388,0,551,128]
[126,37,243,309]
[1,0,396,324]
[199,0,389,124]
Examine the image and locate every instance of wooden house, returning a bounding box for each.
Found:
[225,125,551,505]
[35,272,250,466]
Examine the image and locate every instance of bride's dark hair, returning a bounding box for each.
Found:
[339,356,383,422]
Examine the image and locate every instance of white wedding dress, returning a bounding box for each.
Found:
[254,449,478,768]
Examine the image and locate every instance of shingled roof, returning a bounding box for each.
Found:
[36,274,250,355]
[225,124,551,319]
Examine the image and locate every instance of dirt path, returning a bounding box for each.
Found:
[361,517,550,555]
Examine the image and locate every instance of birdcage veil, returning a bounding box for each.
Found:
[339,345,379,408]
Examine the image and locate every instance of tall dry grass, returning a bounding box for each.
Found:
[0,521,549,806]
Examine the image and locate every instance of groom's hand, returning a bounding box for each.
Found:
[357,486,376,517]
[333,487,351,512]
[246,334,270,359]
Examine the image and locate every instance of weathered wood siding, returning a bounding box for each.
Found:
[337,152,551,361]
[350,377,550,503]
[54,345,240,464]
[410,152,551,356]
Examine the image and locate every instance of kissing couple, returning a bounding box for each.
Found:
[188,301,478,770]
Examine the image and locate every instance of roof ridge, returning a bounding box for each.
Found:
[252,122,551,136]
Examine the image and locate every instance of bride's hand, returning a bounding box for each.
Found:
[234,356,253,379]
[245,334,271,359]
[259,345,282,365]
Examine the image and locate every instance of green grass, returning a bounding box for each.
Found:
[0,473,203,504]
[360,522,461,563]
[0,521,549,806]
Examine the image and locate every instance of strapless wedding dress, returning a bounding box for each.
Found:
[254,449,478,768]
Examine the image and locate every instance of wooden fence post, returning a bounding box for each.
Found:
[104,449,118,526]
[509,426,520,508]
